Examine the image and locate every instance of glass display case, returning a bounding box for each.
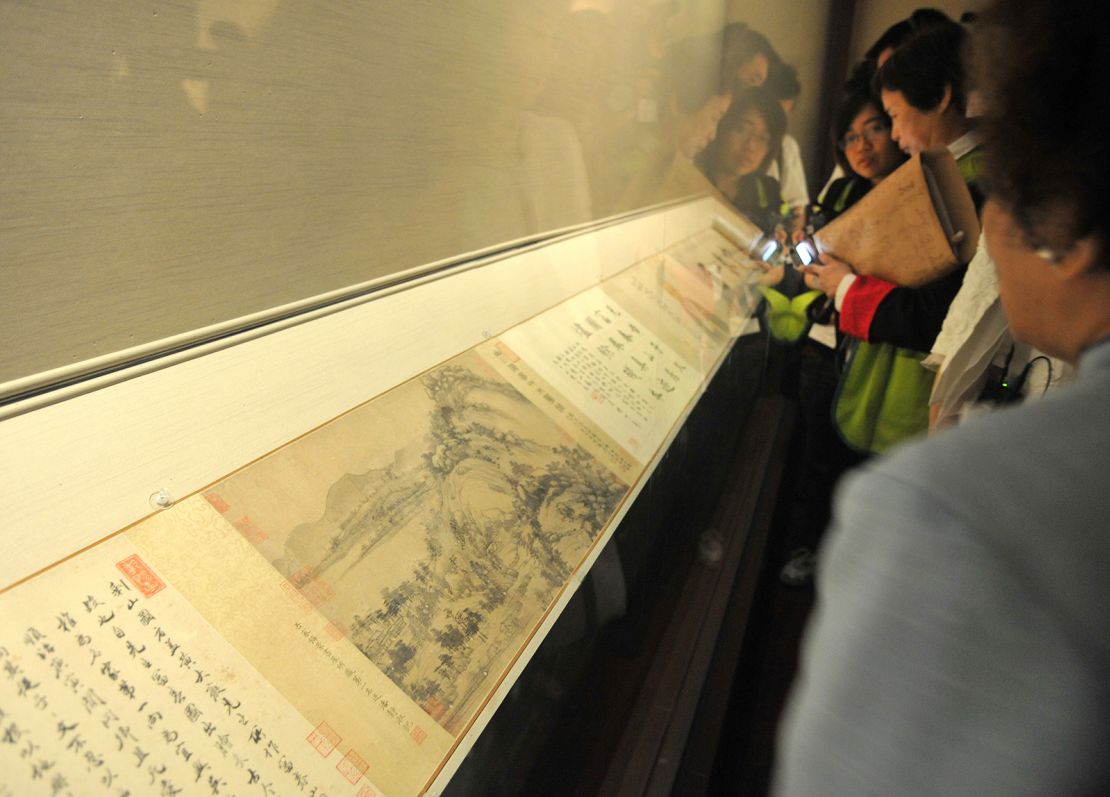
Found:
[443,333,782,796]
[0,198,790,796]
[1,3,989,793]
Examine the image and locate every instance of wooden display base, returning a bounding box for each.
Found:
[601,394,795,795]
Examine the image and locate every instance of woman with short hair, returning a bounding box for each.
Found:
[801,22,983,454]
[774,1,1110,792]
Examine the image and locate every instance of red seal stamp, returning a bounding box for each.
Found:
[306,721,341,757]
[495,341,520,363]
[410,724,428,746]
[116,555,165,598]
[422,697,447,721]
[279,580,313,613]
[356,786,379,797]
[233,515,269,542]
[301,578,335,607]
[289,564,316,588]
[204,492,230,513]
[286,565,334,607]
[336,748,369,784]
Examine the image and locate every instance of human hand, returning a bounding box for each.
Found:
[798,252,855,298]
[759,262,785,286]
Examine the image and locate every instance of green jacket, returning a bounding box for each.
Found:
[834,340,934,453]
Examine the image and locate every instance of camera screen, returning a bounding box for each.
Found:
[759,240,781,263]
[794,240,817,266]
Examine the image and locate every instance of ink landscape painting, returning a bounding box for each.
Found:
[204,350,628,734]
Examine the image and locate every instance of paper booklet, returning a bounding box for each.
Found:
[813,147,980,287]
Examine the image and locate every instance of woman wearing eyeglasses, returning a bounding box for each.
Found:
[775,1,1110,791]
[820,87,906,222]
[699,87,787,233]
[801,20,983,455]
[776,83,909,587]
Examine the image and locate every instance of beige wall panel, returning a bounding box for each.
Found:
[851,0,988,61]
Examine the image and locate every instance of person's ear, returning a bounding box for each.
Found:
[936,83,953,115]
[1054,236,1102,282]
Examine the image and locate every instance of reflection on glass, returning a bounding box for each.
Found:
[2,2,810,390]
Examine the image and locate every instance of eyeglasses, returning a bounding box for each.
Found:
[839,120,890,150]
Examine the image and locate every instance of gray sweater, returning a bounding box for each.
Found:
[774,339,1110,796]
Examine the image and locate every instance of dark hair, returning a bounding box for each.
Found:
[875,21,969,115]
[976,0,1110,254]
[831,87,896,174]
[766,61,801,103]
[703,87,787,175]
[864,8,953,61]
[720,23,782,95]
[842,58,876,95]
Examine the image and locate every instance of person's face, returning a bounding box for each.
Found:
[677,92,732,160]
[881,88,944,155]
[841,103,902,182]
[719,108,770,177]
[983,199,1061,357]
[736,52,769,88]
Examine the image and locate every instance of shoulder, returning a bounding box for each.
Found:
[956,145,988,208]
[824,175,853,195]
[739,172,781,198]
[820,176,869,217]
[837,372,1110,610]
[863,376,1106,512]
[788,384,1110,796]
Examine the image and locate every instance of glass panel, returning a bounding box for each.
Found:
[1,1,735,389]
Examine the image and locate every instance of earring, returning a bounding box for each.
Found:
[1035,246,1064,264]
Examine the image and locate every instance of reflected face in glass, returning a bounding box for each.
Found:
[736,53,769,88]
[881,89,944,155]
[718,109,771,177]
[841,104,901,182]
[677,92,732,160]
